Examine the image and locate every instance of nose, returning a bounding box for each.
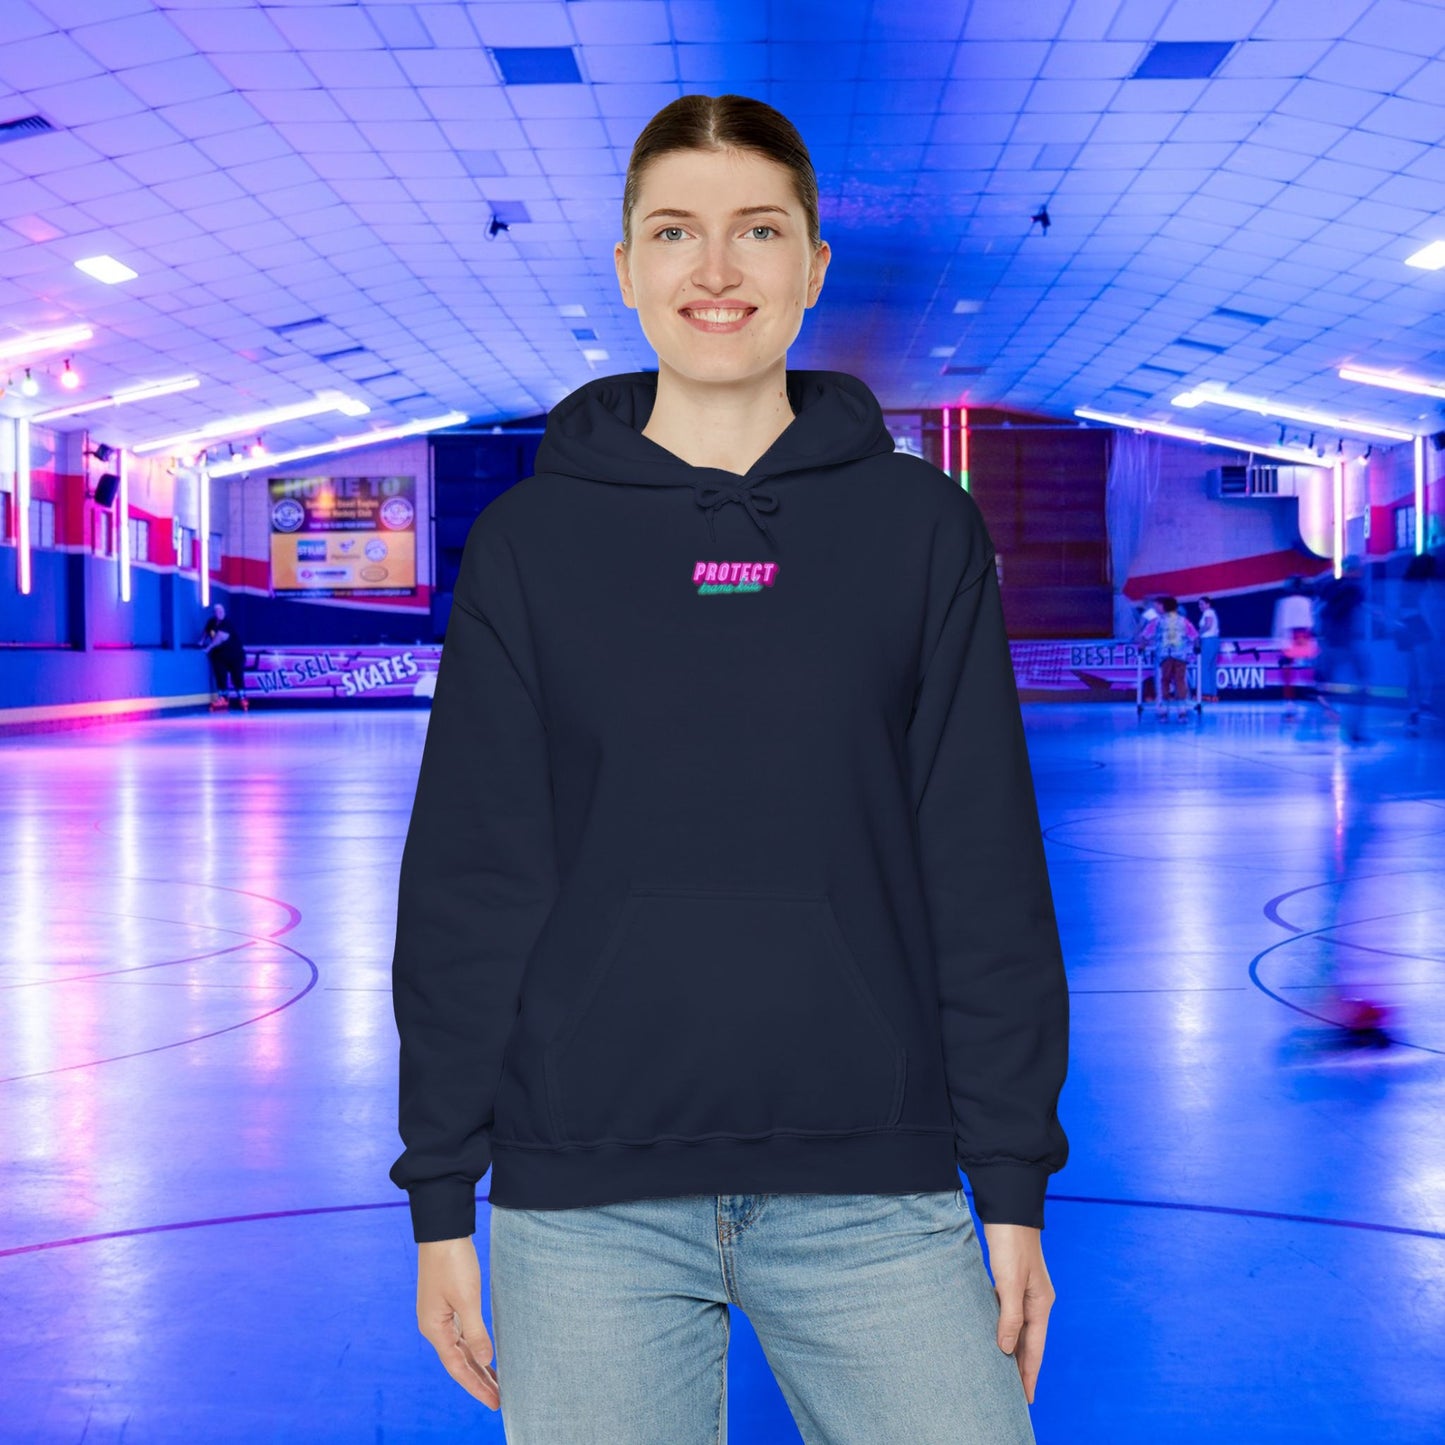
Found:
[691,236,745,293]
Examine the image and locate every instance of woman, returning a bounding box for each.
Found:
[1140,596,1198,721]
[1197,595,1221,702]
[389,94,1070,1443]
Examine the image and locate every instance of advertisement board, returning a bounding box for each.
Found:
[269,475,416,597]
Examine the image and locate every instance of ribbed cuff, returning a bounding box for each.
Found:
[407,1177,479,1243]
[962,1163,1051,1229]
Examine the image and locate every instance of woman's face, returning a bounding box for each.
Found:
[614,146,830,385]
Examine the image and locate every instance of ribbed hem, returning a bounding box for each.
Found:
[961,1163,1052,1229]
[407,1176,480,1243]
[486,1127,958,1209]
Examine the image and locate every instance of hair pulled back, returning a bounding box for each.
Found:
[620,93,821,254]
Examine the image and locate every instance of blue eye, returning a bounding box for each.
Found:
[750,225,777,239]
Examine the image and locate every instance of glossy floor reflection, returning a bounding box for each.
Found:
[2,704,1442,1443]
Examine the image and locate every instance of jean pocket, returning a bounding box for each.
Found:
[544,886,907,1146]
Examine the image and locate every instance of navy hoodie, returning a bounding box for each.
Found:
[389,368,1070,1244]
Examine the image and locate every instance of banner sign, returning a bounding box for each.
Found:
[268,475,417,597]
[1010,638,1305,698]
[244,645,439,700]
[242,639,1302,706]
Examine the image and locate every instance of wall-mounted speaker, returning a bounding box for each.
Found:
[93,472,120,507]
[1430,431,1445,452]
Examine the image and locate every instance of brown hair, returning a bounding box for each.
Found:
[620,94,821,253]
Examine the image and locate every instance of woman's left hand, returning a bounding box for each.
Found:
[980,1221,1055,1404]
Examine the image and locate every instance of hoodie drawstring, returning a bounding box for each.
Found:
[692,478,779,549]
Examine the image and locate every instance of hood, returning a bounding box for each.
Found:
[533,369,897,548]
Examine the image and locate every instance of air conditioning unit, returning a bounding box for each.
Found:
[1210,463,1313,498]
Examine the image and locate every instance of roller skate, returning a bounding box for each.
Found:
[1324,994,1394,1048]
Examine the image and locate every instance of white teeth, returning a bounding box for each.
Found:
[685,308,752,322]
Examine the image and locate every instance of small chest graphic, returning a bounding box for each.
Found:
[693,560,779,595]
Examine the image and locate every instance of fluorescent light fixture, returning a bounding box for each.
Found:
[132,390,371,455]
[1404,240,1445,271]
[1171,382,1414,441]
[1074,407,1333,467]
[205,412,468,479]
[75,255,139,284]
[0,324,94,363]
[1338,365,1445,401]
[32,374,202,422]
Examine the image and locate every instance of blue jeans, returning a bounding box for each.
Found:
[487,1190,1037,1444]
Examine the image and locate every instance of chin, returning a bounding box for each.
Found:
[650,340,793,383]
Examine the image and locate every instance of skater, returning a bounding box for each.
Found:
[1394,553,1436,734]
[1139,596,1197,720]
[1271,577,1318,720]
[1315,557,1371,743]
[1196,595,1221,702]
[389,94,1068,1443]
[199,602,247,712]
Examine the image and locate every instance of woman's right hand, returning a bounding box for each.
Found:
[416,1236,500,1410]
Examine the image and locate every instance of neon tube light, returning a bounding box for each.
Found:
[960,406,969,492]
[1333,459,1344,578]
[16,417,31,595]
[118,447,130,604]
[1073,408,1333,467]
[1416,435,1426,557]
[32,375,201,423]
[1338,366,1445,401]
[0,325,94,363]
[205,412,469,479]
[1172,384,1414,441]
[942,406,951,478]
[132,391,371,456]
[199,464,210,608]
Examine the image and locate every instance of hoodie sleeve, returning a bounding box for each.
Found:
[388,515,558,1244]
[906,498,1070,1230]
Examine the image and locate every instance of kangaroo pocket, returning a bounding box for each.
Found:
[543,886,907,1146]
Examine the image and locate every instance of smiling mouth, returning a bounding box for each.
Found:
[680,306,756,320]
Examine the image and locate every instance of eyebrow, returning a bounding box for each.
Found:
[641,205,791,222]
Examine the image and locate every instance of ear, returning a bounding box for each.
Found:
[806,239,831,308]
[614,241,635,310]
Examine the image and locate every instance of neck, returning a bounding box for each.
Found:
[641,361,794,475]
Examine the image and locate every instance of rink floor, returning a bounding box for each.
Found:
[2,701,1442,1443]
